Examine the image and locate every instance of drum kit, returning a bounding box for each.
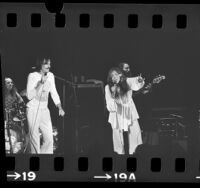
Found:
[4,102,28,154]
[5,98,59,154]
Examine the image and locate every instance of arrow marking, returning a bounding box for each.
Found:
[94,173,112,180]
[7,172,21,180]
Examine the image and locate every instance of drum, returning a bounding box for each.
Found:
[12,103,29,134]
[13,102,27,122]
[5,121,28,154]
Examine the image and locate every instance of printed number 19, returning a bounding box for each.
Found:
[114,173,127,180]
[22,172,36,181]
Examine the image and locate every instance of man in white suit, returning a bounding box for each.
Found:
[26,58,65,154]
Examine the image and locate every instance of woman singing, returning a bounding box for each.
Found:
[105,67,145,155]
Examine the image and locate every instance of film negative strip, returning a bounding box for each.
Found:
[1,1,200,183]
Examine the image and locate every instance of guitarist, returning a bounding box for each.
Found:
[118,62,165,143]
[119,62,152,95]
[119,62,132,77]
[118,62,155,135]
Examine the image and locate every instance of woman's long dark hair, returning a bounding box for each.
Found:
[107,67,130,98]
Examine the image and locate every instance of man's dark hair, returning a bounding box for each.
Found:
[35,58,50,71]
[118,62,132,77]
[118,62,127,70]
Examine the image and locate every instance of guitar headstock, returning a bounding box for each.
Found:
[152,75,166,84]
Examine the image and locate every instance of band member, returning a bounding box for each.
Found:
[119,62,153,131]
[4,78,27,154]
[119,62,151,94]
[105,67,145,154]
[4,77,24,117]
[26,58,65,154]
[118,62,132,77]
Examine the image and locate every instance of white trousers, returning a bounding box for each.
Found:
[27,107,54,154]
[112,120,142,155]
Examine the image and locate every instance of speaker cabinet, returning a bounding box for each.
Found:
[72,84,106,154]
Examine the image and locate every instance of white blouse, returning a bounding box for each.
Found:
[26,71,61,108]
[105,77,145,131]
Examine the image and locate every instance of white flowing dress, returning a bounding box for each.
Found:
[105,77,144,154]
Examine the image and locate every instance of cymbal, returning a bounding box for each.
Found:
[5,108,15,112]
[13,117,21,122]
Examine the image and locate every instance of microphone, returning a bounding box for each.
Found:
[41,72,48,84]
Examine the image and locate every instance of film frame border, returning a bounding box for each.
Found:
[1,1,200,183]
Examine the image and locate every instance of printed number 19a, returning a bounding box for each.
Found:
[22,172,36,181]
[114,173,136,182]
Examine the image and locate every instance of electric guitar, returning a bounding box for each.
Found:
[132,75,166,97]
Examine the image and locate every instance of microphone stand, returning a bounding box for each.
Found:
[5,109,13,154]
[55,75,75,85]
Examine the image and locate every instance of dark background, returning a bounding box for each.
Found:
[1,4,200,157]
[2,3,200,182]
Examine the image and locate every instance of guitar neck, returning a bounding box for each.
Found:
[132,76,165,97]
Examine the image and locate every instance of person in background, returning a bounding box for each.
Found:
[118,62,132,77]
[4,77,25,119]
